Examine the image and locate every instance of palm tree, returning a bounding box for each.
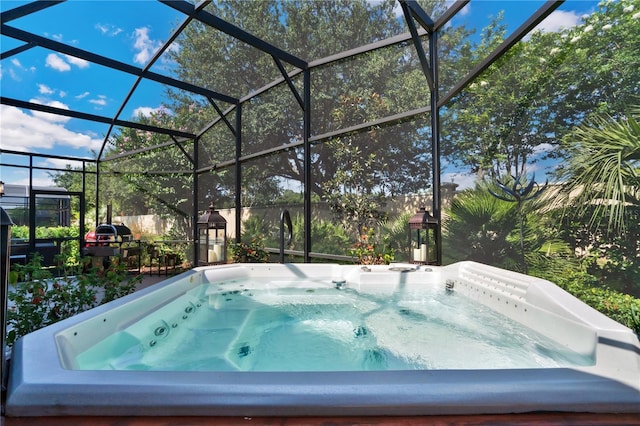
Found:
[557,105,640,234]
[443,183,572,275]
[443,184,520,268]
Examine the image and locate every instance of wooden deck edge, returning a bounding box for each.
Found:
[4,412,640,426]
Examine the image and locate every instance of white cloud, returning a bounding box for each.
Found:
[0,104,103,152]
[532,143,554,156]
[29,98,71,124]
[7,171,57,188]
[95,23,123,36]
[132,106,160,118]
[6,58,35,81]
[535,10,582,32]
[95,23,109,34]
[45,53,90,72]
[40,157,87,170]
[44,32,79,45]
[75,91,90,99]
[89,95,108,107]
[38,84,54,95]
[443,172,477,191]
[45,53,71,71]
[133,27,163,65]
[64,54,90,68]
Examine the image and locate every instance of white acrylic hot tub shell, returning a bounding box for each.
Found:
[6,261,640,417]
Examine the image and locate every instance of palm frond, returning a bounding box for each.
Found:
[559,109,640,233]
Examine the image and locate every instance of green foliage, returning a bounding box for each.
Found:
[562,206,640,297]
[554,101,640,295]
[375,213,411,263]
[348,226,395,265]
[237,213,353,258]
[11,225,79,240]
[443,183,572,273]
[157,227,192,267]
[443,0,640,180]
[543,0,640,124]
[305,217,352,256]
[556,104,640,234]
[322,136,390,237]
[443,184,519,266]
[242,216,274,243]
[228,236,270,263]
[11,225,82,267]
[51,165,97,220]
[7,254,141,346]
[554,270,640,336]
[161,0,433,215]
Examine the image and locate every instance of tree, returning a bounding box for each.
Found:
[542,0,640,130]
[442,0,640,180]
[443,183,571,274]
[53,1,480,240]
[165,0,449,224]
[556,104,640,233]
[554,104,640,295]
[99,108,197,237]
[51,164,96,223]
[443,184,520,267]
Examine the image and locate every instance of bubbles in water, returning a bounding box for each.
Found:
[75,281,594,372]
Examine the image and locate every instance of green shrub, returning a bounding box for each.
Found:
[11,225,82,267]
[11,225,79,240]
[554,271,640,335]
[228,236,270,263]
[349,226,395,265]
[7,254,142,346]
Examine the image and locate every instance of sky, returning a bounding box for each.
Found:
[0,0,600,189]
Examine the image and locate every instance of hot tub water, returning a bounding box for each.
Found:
[76,277,593,371]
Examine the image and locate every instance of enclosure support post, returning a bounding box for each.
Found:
[95,161,100,228]
[303,69,311,262]
[27,156,35,254]
[430,28,442,265]
[0,207,13,414]
[80,161,86,253]
[193,136,200,265]
[235,104,242,243]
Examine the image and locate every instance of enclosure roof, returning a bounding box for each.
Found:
[1,0,586,175]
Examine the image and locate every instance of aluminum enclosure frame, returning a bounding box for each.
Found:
[1,0,565,264]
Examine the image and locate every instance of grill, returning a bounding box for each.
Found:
[85,223,133,257]
[95,223,133,243]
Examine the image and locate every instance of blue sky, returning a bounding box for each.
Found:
[1,0,600,188]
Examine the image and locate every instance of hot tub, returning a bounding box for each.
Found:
[6,261,640,417]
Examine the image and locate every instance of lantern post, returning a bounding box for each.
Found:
[408,206,438,265]
[197,202,227,265]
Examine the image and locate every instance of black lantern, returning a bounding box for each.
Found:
[408,206,438,265]
[197,202,227,265]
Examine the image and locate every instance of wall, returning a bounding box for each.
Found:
[113,184,458,241]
